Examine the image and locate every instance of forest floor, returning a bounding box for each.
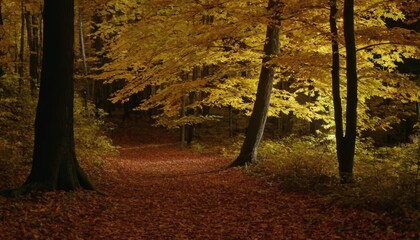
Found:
[0,121,419,239]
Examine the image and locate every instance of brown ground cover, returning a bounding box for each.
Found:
[0,123,418,239]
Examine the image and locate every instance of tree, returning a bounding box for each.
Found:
[329,0,357,183]
[25,8,40,96]
[229,0,280,167]
[89,0,418,143]
[0,0,4,76]
[2,0,95,195]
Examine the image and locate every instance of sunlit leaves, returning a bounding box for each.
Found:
[90,0,420,130]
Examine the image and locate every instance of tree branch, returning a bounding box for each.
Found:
[356,42,401,52]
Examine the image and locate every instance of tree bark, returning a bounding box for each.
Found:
[229,0,280,167]
[21,0,95,192]
[330,0,358,183]
[340,0,358,183]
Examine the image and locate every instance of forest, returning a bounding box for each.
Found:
[0,0,419,239]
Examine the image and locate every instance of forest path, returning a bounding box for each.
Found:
[96,124,334,239]
[0,121,416,239]
[88,123,408,239]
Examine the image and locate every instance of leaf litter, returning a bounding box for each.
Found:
[0,123,419,239]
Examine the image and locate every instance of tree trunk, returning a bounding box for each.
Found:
[185,66,199,145]
[78,7,90,105]
[229,105,234,137]
[229,0,280,167]
[330,0,344,174]
[330,0,358,183]
[21,0,95,192]
[25,11,40,96]
[180,94,187,147]
[18,1,25,93]
[340,0,358,183]
[0,0,5,76]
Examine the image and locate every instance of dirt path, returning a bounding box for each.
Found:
[0,124,418,239]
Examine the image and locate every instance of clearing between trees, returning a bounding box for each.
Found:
[0,124,418,239]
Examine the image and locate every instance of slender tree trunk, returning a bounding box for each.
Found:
[26,11,40,96]
[330,0,357,183]
[340,0,358,183]
[201,64,210,116]
[18,1,25,93]
[180,94,187,147]
[229,105,234,137]
[229,0,280,167]
[0,0,5,76]
[21,0,95,192]
[330,0,344,172]
[79,7,90,106]
[185,66,199,145]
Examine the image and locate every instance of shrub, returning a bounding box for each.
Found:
[254,135,337,192]
[73,96,118,168]
[0,75,36,187]
[248,132,420,213]
[0,74,117,188]
[346,133,420,211]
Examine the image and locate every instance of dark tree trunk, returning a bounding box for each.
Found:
[330,0,343,173]
[341,0,358,183]
[229,0,280,167]
[330,0,358,183]
[21,0,95,192]
[0,0,4,76]
[201,64,211,116]
[185,66,199,145]
[18,1,25,93]
[228,105,234,137]
[180,94,187,147]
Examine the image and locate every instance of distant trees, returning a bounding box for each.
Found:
[25,9,40,96]
[75,0,419,180]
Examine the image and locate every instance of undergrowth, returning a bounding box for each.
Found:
[196,122,420,220]
[260,135,419,217]
[0,74,117,188]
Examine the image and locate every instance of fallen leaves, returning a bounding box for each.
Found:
[0,124,418,239]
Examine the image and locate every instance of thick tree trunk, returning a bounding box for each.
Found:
[229,0,280,167]
[22,0,95,192]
